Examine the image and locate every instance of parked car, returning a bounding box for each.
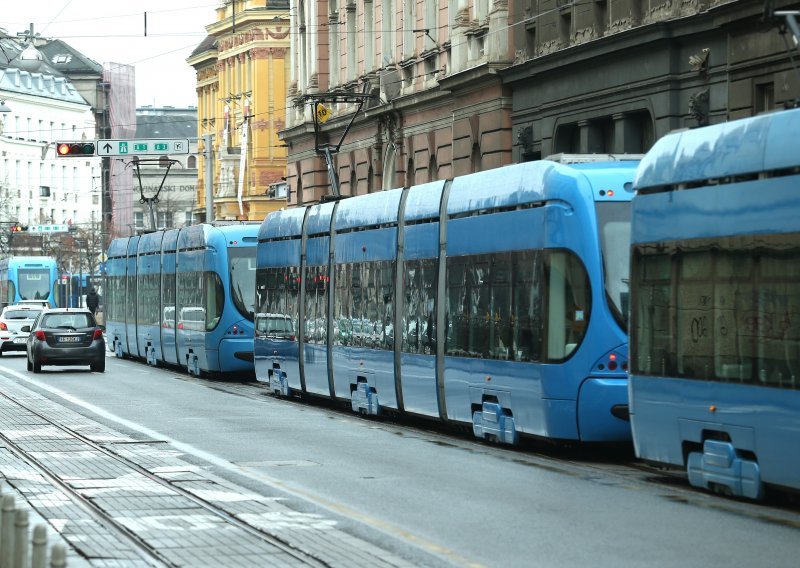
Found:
[0,305,43,356]
[25,308,105,373]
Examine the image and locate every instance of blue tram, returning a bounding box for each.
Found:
[256,157,638,443]
[105,223,259,376]
[630,108,800,499]
[0,256,58,308]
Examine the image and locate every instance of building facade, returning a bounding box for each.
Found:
[282,0,800,204]
[0,33,102,248]
[502,0,800,161]
[131,107,200,232]
[188,0,291,223]
[282,0,516,205]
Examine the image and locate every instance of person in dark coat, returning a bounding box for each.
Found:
[86,287,100,315]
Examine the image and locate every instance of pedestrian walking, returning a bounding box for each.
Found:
[86,287,99,315]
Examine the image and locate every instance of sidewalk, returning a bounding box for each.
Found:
[0,370,418,567]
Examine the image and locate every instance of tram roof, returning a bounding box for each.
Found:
[334,187,403,230]
[305,201,336,235]
[446,161,556,216]
[138,231,165,253]
[403,180,446,222]
[258,207,306,240]
[635,107,800,191]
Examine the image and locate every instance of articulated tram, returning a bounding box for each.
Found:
[256,157,638,443]
[105,223,258,376]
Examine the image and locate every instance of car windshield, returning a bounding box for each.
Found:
[3,309,41,319]
[42,313,94,328]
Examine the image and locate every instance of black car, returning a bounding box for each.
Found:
[25,308,105,373]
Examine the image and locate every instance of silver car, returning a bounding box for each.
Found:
[0,305,43,356]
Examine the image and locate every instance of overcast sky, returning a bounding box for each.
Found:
[4,1,217,108]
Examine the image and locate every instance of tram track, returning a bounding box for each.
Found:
[171,368,800,528]
[0,388,333,568]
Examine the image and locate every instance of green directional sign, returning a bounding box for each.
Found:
[96,139,190,156]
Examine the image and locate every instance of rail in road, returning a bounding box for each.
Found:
[1,353,799,567]
[0,369,419,567]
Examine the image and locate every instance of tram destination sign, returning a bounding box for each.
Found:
[96,138,190,156]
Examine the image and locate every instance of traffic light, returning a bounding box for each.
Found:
[10,224,27,233]
[55,142,95,157]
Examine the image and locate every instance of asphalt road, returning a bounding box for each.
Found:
[0,351,799,567]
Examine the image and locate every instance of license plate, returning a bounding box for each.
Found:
[13,337,26,344]
[57,336,81,343]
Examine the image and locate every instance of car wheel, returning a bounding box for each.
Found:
[26,355,32,371]
[90,360,105,373]
[32,357,41,374]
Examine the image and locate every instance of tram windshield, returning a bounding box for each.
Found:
[596,201,631,331]
[229,248,256,321]
[18,269,51,301]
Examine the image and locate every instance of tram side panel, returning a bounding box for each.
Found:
[398,223,441,418]
[124,236,141,358]
[331,227,399,410]
[304,235,333,397]
[159,230,180,367]
[255,247,302,392]
[105,238,130,358]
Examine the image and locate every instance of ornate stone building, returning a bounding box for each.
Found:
[188,0,291,222]
[503,0,800,161]
[282,0,800,204]
[281,0,516,205]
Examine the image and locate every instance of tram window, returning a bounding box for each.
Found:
[334,264,351,346]
[304,265,328,344]
[402,259,436,355]
[633,252,673,376]
[633,234,800,389]
[513,251,543,362]
[543,251,591,362]
[492,259,512,360]
[204,272,224,330]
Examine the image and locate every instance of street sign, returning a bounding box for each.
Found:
[96,139,190,156]
[28,224,70,233]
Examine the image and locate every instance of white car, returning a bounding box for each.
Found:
[0,304,44,356]
[15,299,51,309]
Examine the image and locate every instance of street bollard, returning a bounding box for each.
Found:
[48,545,66,568]
[30,525,47,568]
[13,510,28,568]
[1,494,15,568]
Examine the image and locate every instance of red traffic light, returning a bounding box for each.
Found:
[10,224,27,232]
[55,142,95,157]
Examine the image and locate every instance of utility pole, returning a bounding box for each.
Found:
[204,133,215,222]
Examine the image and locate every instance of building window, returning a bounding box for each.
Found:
[187,155,197,169]
[755,82,775,114]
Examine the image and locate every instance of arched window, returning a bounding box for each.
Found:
[187,155,197,169]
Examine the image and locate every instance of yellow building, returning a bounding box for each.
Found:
[187,0,290,222]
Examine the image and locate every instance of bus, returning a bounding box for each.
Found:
[105,223,259,376]
[629,107,800,499]
[256,156,638,444]
[0,256,58,309]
